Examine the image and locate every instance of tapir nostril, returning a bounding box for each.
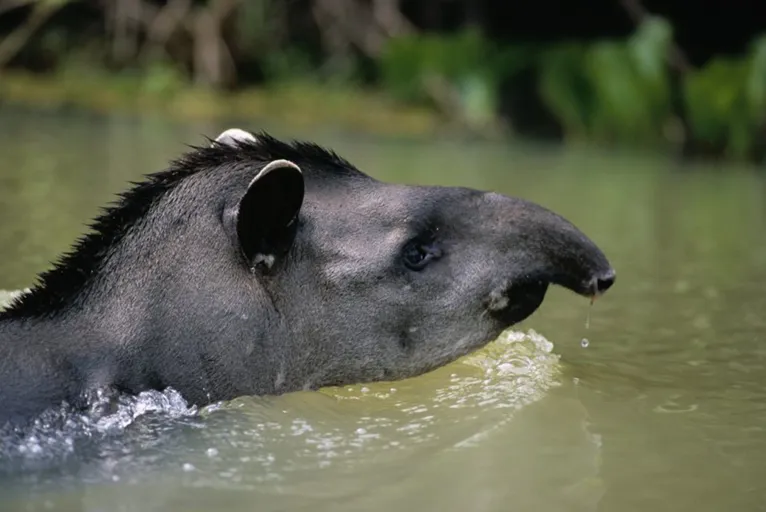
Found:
[592,269,616,295]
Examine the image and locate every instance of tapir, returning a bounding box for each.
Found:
[0,128,615,429]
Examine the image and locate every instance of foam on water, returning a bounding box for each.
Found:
[327,327,562,410]
[300,327,564,457]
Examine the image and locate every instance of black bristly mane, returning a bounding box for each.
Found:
[0,132,364,319]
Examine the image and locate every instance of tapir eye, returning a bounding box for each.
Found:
[402,239,442,271]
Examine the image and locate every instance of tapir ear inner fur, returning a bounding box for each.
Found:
[236,159,305,270]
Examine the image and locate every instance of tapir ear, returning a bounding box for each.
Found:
[212,128,256,147]
[235,159,304,270]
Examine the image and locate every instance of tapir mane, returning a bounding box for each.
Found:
[0,132,365,320]
[203,132,365,180]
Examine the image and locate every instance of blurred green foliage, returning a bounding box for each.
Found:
[380,29,531,130]
[378,17,765,160]
[683,36,766,159]
[540,17,765,159]
[2,2,765,162]
[235,0,321,85]
[539,16,674,147]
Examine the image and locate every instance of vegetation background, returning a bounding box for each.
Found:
[1,0,765,162]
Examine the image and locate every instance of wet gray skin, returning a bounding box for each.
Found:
[0,128,615,429]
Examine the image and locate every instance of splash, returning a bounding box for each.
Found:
[454,328,562,409]
[0,290,198,465]
[317,327,564,453]
[326,327,562,411]
[0,387,197,464]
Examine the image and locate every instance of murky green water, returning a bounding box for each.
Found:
[1,106,766,512]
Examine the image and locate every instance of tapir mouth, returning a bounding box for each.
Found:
[488,266,616,327]
[488,279,550,326]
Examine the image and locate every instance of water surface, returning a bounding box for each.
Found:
[1,106,765,512]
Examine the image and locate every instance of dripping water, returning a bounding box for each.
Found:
[581,296,595,348]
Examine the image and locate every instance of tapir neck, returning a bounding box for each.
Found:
[0,300,287,425]
[0,315,112,427]
[0,267,291,425]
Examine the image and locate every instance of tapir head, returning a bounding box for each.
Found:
[1,128,615,403]
[213,129,615,391]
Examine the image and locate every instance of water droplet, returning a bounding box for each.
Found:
[580,338,590,348]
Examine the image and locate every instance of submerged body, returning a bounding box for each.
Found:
[0,129,615,429]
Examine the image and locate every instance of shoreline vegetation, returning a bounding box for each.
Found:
[0,70,445,138]
[0,0,764,163]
